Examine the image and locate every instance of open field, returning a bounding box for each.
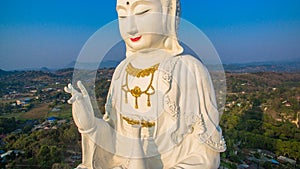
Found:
[19,103,51,119]
[47,104,72,119]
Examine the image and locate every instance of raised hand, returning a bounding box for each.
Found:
[64,81,95,133]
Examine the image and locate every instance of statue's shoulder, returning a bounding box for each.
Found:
[111,59,128,81]
[178,54,206,69]
[162,54,207,75]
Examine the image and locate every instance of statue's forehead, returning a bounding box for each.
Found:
[117,0,161,6]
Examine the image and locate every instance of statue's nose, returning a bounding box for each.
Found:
[126,15,138,36]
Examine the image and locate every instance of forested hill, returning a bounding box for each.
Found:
[222,72,300,168]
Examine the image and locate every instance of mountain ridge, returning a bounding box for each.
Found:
[1,60,299,73]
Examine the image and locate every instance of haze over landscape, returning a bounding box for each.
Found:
[0,0,300,70]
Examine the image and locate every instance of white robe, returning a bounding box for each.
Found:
[78,54,226,169]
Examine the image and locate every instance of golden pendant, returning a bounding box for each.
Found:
[122,63,159,109]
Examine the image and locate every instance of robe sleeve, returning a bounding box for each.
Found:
[172,55,226,152]
[76,59,129,169]
[103,59,128,127]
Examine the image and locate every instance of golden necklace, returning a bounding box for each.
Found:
[122,63,159,109]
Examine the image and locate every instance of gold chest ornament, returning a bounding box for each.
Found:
[122,63,159,109]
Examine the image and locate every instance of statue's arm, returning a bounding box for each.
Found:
[64,81,98,133]
[176,55,226,149]
[65,81,113,134]
[65,81,115,169]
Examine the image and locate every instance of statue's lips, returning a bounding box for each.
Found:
[130,36,142,42]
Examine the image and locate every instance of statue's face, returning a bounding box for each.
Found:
[116,0,166,52]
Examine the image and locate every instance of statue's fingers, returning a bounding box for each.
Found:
[68,83,79,94]
[67,96,76,104]
[64,86,72,93]
[77,81,88,97]
[67,93,82,104]
[68,83,73,89]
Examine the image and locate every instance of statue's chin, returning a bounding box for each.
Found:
[134,48,165,54]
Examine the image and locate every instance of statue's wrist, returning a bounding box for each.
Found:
[78,125,97,134]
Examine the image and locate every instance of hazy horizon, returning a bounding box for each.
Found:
[1,57,300,72]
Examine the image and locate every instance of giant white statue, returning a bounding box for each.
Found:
[65,0,226,168]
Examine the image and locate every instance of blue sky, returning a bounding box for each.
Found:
[0,0,300,70]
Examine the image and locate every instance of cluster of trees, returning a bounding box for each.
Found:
[0,103,16,115]
[1,122,81,169]
[0,117,20,134]
[221,73,300,165]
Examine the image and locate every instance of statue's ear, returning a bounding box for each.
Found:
[162,0,183,56]
[162,5,170,35]
[161,0,171,34]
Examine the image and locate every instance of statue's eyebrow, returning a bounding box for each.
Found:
[131,1,152,10]
[116,1,152,12]
[116,5,126,11]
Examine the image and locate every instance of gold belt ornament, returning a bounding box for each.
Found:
[122,63,159,109]
[122,116,155,128]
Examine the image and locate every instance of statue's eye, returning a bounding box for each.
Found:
[136,9,150,15]
[119,16,127,19]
